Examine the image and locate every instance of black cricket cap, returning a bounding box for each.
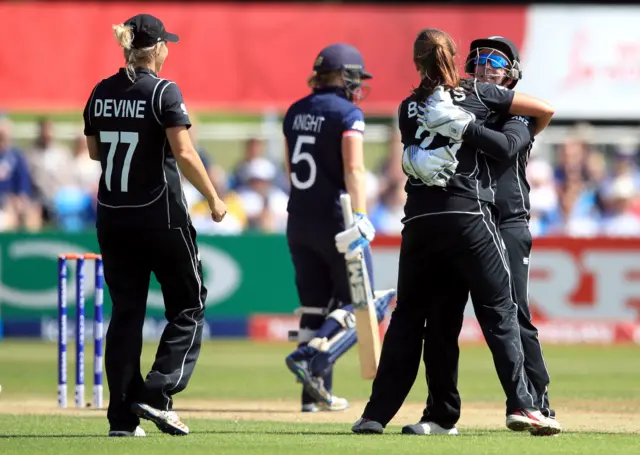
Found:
[125,14,179,49]
[313,43,372,79]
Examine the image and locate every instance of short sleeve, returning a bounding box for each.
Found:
[83,83,100,136]
[341,108,365,137]
[476,81,515,114]
[159,82,192,129]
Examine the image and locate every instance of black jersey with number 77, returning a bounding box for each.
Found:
[397,79,515,219]
[83,68,192,229]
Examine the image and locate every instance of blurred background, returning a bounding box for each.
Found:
[0,0,638,343]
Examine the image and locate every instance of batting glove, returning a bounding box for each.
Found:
[402,144,460,188]
[335,213,376,260]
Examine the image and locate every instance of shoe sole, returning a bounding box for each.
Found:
[317,400,349,412]
[401,424,459,435]
[507,416,561,435]
[352,427,383,434]
[131,403,189,436]
[285,357,332,405]
[402,426,422,435]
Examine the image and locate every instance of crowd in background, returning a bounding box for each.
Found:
[1,115,639,237]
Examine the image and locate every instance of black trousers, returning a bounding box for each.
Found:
[362,197,534,427]
[97,224,207,431]
[501,224,553,418]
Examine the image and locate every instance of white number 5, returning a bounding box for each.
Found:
[291,135,317,190]
[99,131,139,192]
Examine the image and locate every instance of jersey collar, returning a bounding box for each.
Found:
[118,67,158,77]
[313,86,349,99]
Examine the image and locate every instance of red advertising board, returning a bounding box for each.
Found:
[250,236,640,344]
[0,2,526,113]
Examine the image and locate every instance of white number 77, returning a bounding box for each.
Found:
[99,131,139,192]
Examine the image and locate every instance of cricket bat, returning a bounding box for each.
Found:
[339,193,381,380]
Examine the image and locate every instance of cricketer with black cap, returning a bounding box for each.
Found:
[81,13,227,437]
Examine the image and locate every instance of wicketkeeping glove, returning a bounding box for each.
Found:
[402,144,460,188]
[418,102,476,143]
[426,85,455,107]
[335,213,376,260]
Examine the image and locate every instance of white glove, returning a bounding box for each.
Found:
[418,102,476,143]
[426,85,455,107]
[335,213,375,260]
[402,144,460,188]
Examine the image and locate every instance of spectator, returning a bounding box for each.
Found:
[236,157,288,233]
[370,181,406,235]
[23,117,72,223]
[366,171,381,214]
[68,134,101,194]
[527,158,558,237]
[600,176,640,236]
[0,117,40,231]
[541,175,600,237]
[377,129,405,189]
[554,137,588,185]
[189,156,247,235]
[231,138,265,190]
[51,134,100,232]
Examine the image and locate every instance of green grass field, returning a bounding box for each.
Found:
[0,341,638,454]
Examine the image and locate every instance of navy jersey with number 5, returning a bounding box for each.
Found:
[398,79,514,220]
[283,87,365,222]
[83,68,191,229]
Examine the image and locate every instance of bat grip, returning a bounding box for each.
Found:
[340,193,355,227]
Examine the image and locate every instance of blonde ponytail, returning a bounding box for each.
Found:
[112,23,159,83]
[113,23,133,50]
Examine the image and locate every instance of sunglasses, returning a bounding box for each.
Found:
[474,53,509,69]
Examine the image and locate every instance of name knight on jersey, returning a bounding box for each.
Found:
[94,99,147,119]
[292,114,325,133]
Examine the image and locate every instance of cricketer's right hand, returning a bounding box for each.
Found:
[335,213,375,259]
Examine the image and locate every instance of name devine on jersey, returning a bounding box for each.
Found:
[94,99,147,119]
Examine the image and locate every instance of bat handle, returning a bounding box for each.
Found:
[340,193,355,227]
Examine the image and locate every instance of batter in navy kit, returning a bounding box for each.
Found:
[352,28,561,436]
[282,43,396,413]
[82,14,227,437]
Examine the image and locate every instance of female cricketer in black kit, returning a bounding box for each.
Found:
[351,28,561,436]
[463,37,556,428]
[83,14,226,437]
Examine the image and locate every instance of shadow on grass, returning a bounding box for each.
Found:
[0,434,105,439]
[1,430,632,439]
[175,408,298,414]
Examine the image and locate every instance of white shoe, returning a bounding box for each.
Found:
[131,403,189,436]
[301,396,349,412]
[506,408,561,435]
[352,417,384,434]
[108,426,146,437]
[402,421,459,435]
[530,416,563,437]
[374,289,396,300]
[317,395,349,412]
